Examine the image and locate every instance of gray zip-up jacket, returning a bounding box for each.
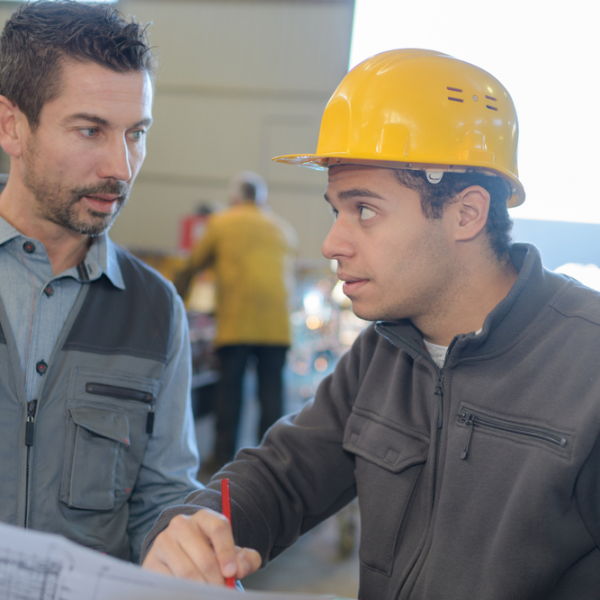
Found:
[0,246,200,562]
[143,243,600,599]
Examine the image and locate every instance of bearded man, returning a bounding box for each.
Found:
[0,0,201,562]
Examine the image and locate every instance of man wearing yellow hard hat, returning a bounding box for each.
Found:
[141,50,600,599]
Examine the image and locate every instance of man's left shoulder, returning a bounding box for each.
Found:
[115,246,175,288]
[550,276,600,326]
[112,245,180,315]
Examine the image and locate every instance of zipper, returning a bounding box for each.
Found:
[458,408,568,460]
[431,370,444,507]
[85,382,155,434]
[24,399,38,528]
[434,372,444,430]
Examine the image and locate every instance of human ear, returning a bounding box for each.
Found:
[451,185,490,242]
[0,96,26,157]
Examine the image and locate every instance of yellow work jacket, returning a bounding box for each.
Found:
[187,202,296,347]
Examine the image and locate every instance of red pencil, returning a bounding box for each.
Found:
[221,478,236,588]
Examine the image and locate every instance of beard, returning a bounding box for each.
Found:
[22,140,130,236]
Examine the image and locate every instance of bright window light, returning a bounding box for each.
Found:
[350,0,600,225]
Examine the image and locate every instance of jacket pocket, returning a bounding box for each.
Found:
[60,405,130,510]
[456,403,572,461]
[343,410,430,576]
[61,368,160,511]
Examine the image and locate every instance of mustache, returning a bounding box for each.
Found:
[71,181,130,201]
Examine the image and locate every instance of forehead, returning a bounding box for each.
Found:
[40,59,153,125]
[326,164,400,194]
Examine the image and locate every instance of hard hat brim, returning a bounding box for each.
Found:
[272,154,525,208]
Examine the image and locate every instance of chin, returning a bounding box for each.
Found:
[351,301,407,323]
[350,303,378,322]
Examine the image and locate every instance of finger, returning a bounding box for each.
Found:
[143,513,224,584]
[142,520,210,582]
[166,513,231,584]
[235,547,262,579]
[141,553,174,576]
[189,509,238,581]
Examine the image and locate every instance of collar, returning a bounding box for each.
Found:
[375,243,567,365]
[0,214,20,246]
[88,234,126,290]
[0,215,125,290]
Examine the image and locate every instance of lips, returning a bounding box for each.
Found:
[82,194,121,214]
[86,194,119,202]
[339,274,369,295]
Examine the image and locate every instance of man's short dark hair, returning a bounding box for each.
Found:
[0,0,155,130]
[240,182,257,202]
[393,169,513,258]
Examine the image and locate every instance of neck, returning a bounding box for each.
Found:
[0,175,91,276]
[417,252,518,347]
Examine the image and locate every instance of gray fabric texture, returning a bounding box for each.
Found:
[143,243,600,599]
[0,233,201,562]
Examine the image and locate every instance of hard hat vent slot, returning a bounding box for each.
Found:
[447,86,464,103]
[485,95,498,111]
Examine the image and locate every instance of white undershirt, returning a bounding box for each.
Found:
[424,328,483,368]
[423,340,448,368]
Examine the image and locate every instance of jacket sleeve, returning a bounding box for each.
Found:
[140,326,377,564]
[128,288,202,562]
[174,217,218,297]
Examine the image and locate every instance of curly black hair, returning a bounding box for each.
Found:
[0,0,155,130]
[393,169,513,259]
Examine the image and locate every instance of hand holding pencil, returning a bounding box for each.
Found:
[141,480,262,585]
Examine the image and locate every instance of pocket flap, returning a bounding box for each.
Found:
[69,406,130,446]
[343,411,429,473]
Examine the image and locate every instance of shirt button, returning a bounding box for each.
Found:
[44,284,54,297]
[23,241,36,254]
[35,360,48,375]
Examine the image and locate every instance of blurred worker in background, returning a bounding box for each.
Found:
[144,50,600,599]
[175,172,297,471]
[0,0,201,561]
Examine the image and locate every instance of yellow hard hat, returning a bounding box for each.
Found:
[273,49,525,207]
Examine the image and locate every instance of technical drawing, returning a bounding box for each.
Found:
[0,544,73,600]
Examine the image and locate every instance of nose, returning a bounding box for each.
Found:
[98,135,133,182]
[321,217,355,260]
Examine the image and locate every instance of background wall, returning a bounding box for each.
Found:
[107,0,354,259]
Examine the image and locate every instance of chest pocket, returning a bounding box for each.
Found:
[61,406,130,510]
[343,410,430,576]
[60,367,160,511]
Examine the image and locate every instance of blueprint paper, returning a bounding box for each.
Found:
[0,522,350,600]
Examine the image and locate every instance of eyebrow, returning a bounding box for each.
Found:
[324,187,385,203]
[64,113,153,128]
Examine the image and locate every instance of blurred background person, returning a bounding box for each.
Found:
[176,171,297,472]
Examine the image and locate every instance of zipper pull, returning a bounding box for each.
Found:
[461,412,475,460]
[146,401,155,434]
[434,372,444,429]
[25,400,38,447]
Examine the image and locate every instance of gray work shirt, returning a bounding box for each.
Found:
[0,217,124,402]
[0,212,202,561]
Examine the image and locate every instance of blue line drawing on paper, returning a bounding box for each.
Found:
[0,544,72,600]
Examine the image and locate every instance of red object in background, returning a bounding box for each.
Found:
[179,214,208,251]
